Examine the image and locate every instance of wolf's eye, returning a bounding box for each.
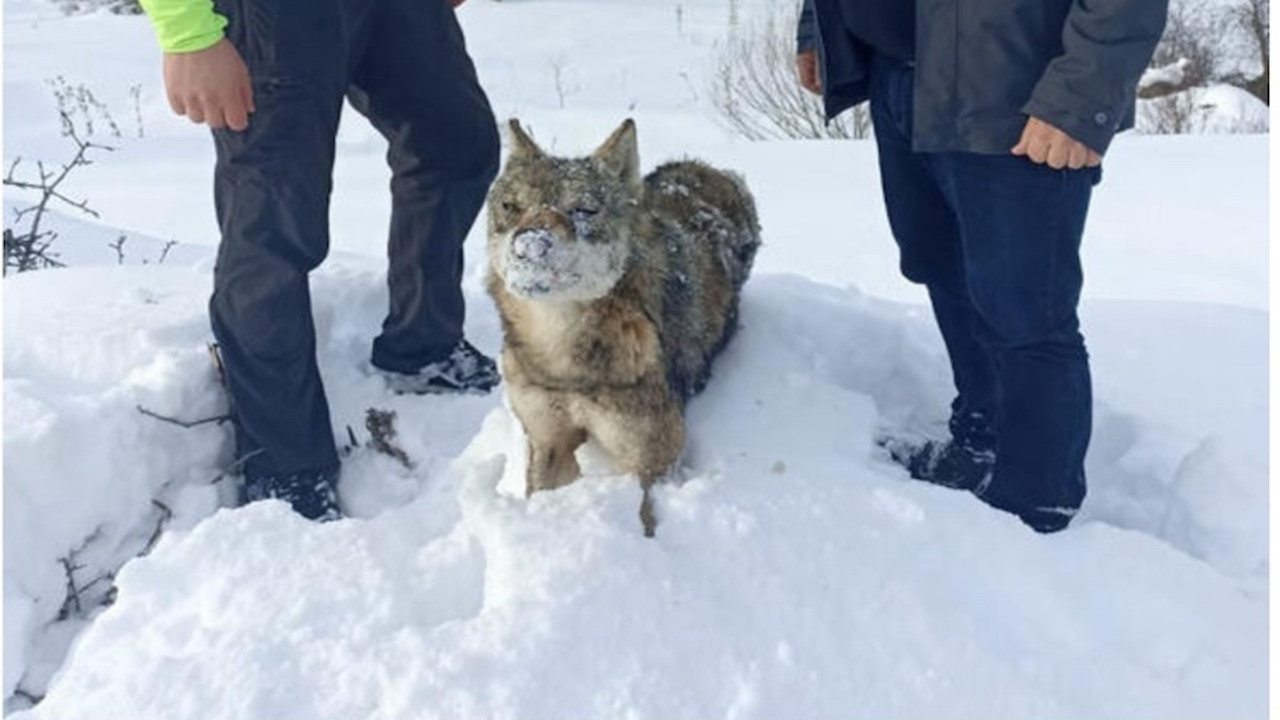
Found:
[501,201,521,217]
[570,207,599,220]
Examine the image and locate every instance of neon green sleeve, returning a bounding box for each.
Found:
[138,0,228,54]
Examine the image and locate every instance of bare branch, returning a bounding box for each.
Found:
[56,557,86,621]
[155,239,178,264]
[366,408,414,469]
[12,688,45,706]
[108,235,127,264]
[136,405,232,429]
[209,449,267,485]
[142,500,173,556]
[708,6,870,141]
[4,108,118,273]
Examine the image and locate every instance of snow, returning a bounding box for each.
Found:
[1136,84,1271,135]
[6,271,1269,720]
[1140,59,1192,91]
[2,0,1270,718]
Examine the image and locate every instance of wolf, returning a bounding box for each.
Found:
[486,119,761,536]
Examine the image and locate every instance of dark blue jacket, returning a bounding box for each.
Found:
[798,0,1169,154]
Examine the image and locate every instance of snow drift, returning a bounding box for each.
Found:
[4,264,1268,720]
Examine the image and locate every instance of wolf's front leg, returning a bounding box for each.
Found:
[508,381,588,496]
[526,429,587,496]
[589,400,686,537]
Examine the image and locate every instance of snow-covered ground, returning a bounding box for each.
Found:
[1136,83,1271,135]
[3,0,1270,718]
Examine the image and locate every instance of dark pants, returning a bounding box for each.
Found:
[209,0,500,479]
[868,55,1095,528]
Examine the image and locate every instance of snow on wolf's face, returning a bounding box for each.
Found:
[487,119,641,302]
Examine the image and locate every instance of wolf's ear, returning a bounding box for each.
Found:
[593,119,640,185]
[507,119,544,159]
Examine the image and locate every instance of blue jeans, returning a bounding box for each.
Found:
[869,55,1096,530]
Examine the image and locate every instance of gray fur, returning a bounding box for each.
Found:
[486,119,761,535]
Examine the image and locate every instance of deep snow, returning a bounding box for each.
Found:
[5,265,1269,720]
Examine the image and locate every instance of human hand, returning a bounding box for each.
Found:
[162,38,255,131]
[796,50,822,95]
[1011,116,1102,170]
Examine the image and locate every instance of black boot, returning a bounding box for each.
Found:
[242,467,343,522]
[880,435,995,492]
[377,339,501,395]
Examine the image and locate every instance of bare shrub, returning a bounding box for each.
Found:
[4,113,115,275]
[1138,86,1269,135]
[48,77,125,139]
[1139,59,1194,100]
[51,0,141,15]
[1227,0,1269,104]
[1150,0,1228,89]
[1138,88,1210,134]
[710,7,870,140]
[1140,0,1270,131]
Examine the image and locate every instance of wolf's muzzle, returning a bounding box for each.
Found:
[512,230,554,261]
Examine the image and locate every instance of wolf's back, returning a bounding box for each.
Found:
[642,160,761,402]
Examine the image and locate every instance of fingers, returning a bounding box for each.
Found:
[1013,117,1102,171]
[1010,128,1030,157]
[218,73,253,131]
[221,102,245,132]
[242,75,256,116]
[1024,134,1050,165]
[1012,119,1052,164]
[1066,143,1088,170]
[185,97,208,126]
[229,56,255,131]
[804,58,822,93]
[796,52,822,95]
[225,92,251,132]
[162,39,255,132]
[801,71,822,94]
[797,66,813,93]
[209,89,254,131]
[166,91,186,117]
[224,108,247,132]
[178,90,249,131]
[1046,141,1071,170]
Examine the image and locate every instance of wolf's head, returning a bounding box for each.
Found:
[487,119,642,302]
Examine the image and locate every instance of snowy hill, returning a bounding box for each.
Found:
[2,0,1269,718]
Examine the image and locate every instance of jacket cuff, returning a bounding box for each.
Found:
[796,0,818,54]
[1021,77,1124,155]
[139,0,228,54]
[797,30,817,54]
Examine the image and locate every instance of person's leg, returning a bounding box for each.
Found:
[209,0,347,518]
[868,55,997,451]
[346,0,501,390]
[930,152,1098,532]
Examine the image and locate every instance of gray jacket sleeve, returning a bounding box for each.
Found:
[1022,0,1168,154]
[797,0,818,54]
